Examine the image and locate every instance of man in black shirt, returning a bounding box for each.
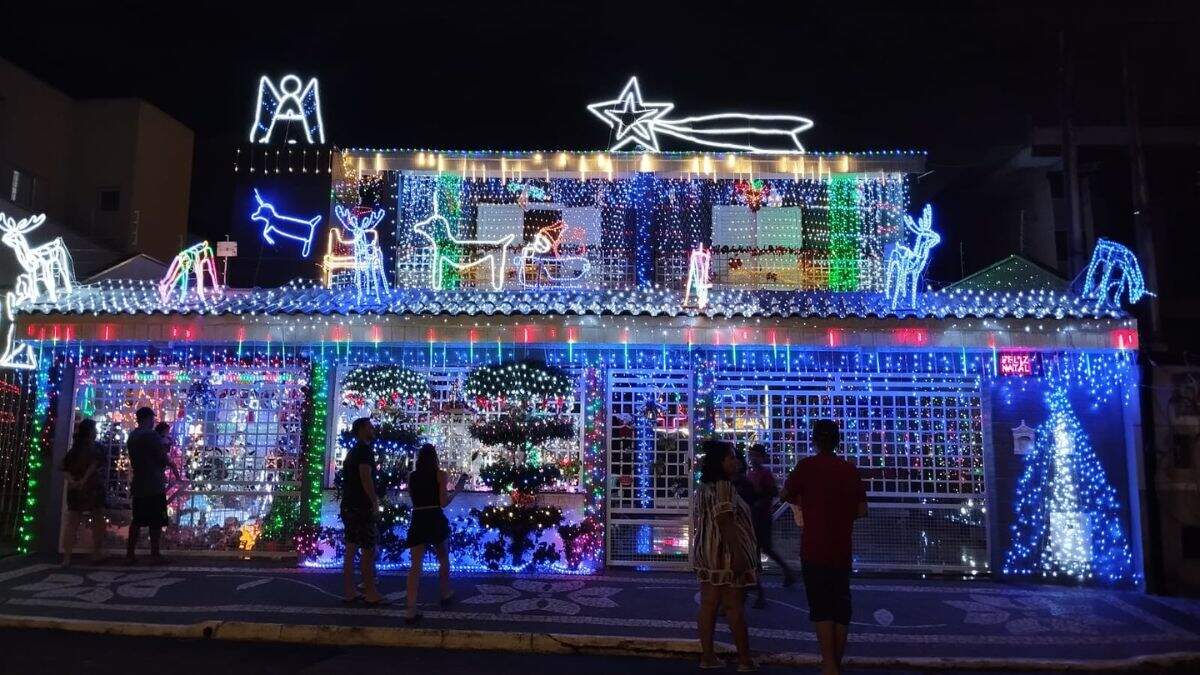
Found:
[125,407,179,565]
[341,417,383,604]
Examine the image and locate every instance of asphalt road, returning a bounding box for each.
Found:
[1,628,1195,675]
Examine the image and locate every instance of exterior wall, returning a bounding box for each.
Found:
[0,58,192,263]
[0,58,73,218]
[14,335,1144,586]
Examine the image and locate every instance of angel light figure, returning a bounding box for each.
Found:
[248,74,325,145]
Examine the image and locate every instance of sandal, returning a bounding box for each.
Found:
[699,659,724,670]
[439,592,456,607]
[404,612,422,625]
[736,661,758,672]
[362,598,391,608]
[341,594,364,605]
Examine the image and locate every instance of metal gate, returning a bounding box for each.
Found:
[713,371,989,574]
[606,369,694,569]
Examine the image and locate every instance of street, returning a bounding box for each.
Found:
[4,628,1196,675]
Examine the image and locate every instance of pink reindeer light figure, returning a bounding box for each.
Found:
[159,241,223,304]
[683,245,713,309]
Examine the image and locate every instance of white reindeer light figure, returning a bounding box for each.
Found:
[884,204,941,310]
[325,205,390,301]
[1,211,74,369]
[414,193,515,291]
[159,241,224,304]
[2,213,75,304]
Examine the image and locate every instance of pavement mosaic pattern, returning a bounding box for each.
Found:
[2,556,1199,664]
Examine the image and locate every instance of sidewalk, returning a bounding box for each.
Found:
[2,555,1200,671]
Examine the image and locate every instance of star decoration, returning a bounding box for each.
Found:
[587,77,673,151]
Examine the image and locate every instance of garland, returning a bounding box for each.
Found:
[464,361,572,408]
[469,415,575,447]
[341,365,430,409]
[479,459,562,495]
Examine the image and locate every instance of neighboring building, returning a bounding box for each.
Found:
[933,125,1200,594]
[0,57,193,268]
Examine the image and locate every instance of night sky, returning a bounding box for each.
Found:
[3,1,1198,268]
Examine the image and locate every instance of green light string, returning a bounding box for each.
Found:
[828,174,861,291]
[436,173,464,289]
[303,360,329,527]
[16,358,53,554]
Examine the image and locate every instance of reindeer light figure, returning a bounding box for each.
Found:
[414,193,515,291]
[159,241,223,304]
[1,212,74,369]
[1082,238,1147,307]
[518,221,592,287]
[324,205,390,301]
[683,245,713,309]
[884,204,941,310]
[250,189,321,257]
[2,213,75,304]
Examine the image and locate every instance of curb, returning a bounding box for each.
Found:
[3,614,1200,671]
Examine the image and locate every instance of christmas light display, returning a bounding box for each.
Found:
[158,241,223,304]
[1003,387,1137,584]
[519,222,591,287]
[1081,238,1147,308]
[884,204,941,310]
[464,362,572,408]
[250,189,321,257]
[683,246,713,309]
[14,357,52,552]
[302,361,329,534]
[414,191,515,291]
[587,76,814,153]
[249,74,325,145]
[2,212,75,370]
[323,205,390,300]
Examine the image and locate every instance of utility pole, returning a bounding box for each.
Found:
[1059,30,1086,277]
[1122,39,1162,345]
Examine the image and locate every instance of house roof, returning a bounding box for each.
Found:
[85,254,168,283]
[944,255,1070,294]
[10,279,1123,321]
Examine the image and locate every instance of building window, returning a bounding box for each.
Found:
[98,189,120,212]
[9,168,37,208]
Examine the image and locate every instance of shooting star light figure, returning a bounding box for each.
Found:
[588,76,814,153]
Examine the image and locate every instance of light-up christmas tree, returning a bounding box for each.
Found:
[465,361,573,569]
[1003,387,1137,584]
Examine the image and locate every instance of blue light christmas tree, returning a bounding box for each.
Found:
[1003,387,1137,584]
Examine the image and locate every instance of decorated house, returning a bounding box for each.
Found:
[0,76,1150,585]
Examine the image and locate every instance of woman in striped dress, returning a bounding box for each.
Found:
[692,439,758,671]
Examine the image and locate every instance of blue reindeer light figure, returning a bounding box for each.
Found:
[884,203,941,310]
[250,189,321,257]
[1081,238,1147,307]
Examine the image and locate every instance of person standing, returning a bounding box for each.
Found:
[782,420,868,675]
[745,444,795,608]
[341,417,384,605]
[692,439,758,672]
[404,443,464,624]
[61,419,107,567]
[125,407,179,565]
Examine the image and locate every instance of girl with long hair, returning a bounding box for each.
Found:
[60,418,107,566]
[404,443,463,623]
[692,439,758,671]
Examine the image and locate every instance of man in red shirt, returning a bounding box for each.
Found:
[781,420,867,675]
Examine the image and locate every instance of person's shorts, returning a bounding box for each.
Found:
[340,507,378,549]
[131,493,168,527]
[801,562,852,625]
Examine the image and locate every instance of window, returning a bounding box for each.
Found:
[9,168,37,208]
[98,189,120,212]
